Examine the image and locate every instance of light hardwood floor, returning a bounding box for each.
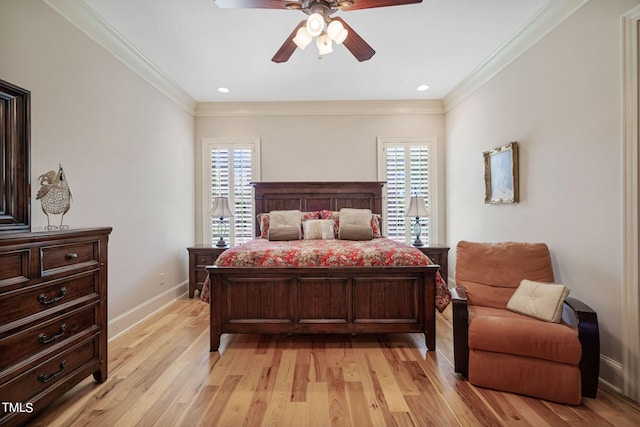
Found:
[29,296,640,426]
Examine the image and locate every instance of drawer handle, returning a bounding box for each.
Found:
[66,253,78,260]
[38,323,67,344]
[38,287,67,305]
[38,360,67,383]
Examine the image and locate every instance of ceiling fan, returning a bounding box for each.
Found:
[213,0,423,63]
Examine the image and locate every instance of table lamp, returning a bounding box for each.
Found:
[405,196,430,246]
[209,197,233,247]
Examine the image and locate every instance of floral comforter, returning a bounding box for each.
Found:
[200,237,451,312]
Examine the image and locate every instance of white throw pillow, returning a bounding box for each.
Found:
[303,219,335,240]
[506,279,570,323]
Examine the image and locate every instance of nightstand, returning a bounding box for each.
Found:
[414,244,450,284]
[187,244,229,298]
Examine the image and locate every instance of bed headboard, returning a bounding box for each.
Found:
[252,182,385,236]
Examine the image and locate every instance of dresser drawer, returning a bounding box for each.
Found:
[0,271,99,328]
[0,304,98,373]
[195,253,215,266]
[0,336,98,419]
[40,240,101,277]
[0,248,31,290]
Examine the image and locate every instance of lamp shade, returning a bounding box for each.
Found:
[209,197,233,218]
[327,20,348,44]
[316,33,333,56]
[405,196,430,217]
[293,27,312,50]
[306,13,324,37]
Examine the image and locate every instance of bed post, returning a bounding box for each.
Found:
[209,268,222,351]
[423,269,437,351]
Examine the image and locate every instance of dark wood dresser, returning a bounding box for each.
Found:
[0,227,111,426]
[187,244,228,298]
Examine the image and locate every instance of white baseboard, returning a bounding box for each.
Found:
[108,280,188,341]
[599,354,624,394]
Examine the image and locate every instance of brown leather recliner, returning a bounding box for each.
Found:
[451,241,599,405]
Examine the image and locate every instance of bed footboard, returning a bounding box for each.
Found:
[206,265,439,352]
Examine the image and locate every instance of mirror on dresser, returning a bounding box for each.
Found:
[0,78,30,232]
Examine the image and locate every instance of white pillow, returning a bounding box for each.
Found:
[303,219,335,240]
[507,279,570,323]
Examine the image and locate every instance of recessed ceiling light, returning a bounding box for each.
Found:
[417,85,430,92]
[217,87,230,94]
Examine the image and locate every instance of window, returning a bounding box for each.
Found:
[203,138,261,246]
[377,137,438,245]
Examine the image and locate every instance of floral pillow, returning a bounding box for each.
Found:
[371,214,382,237]
[257,213,270,238]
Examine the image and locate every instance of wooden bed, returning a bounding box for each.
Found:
[206,182,440,352]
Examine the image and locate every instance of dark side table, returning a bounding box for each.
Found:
[414,244,450,284]
[187,244,229,298]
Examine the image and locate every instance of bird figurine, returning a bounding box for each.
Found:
[36,164,72,230]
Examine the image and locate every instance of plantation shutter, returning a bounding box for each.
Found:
[209,143,256,246]
[385,146,407,241]
[380,140,432,244]
[409,145,430,242]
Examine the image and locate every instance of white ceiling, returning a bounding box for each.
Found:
[79,0,550,103]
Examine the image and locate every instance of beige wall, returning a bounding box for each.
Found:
[194,102,446,245]
[445,0,639,389]
[0,0,195,337]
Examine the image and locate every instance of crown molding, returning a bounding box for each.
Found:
[443,0,589,112]
[195,100,444,117]
[42,0,197,115]
[41,0,586,118]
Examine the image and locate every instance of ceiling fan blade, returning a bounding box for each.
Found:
[341,0,422,11]
[213,0,421,10]
[272,20,306,63]
[214,0,292,9]
[333,17,375,62]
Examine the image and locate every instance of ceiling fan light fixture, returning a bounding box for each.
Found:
[293,27,312,50]
[336,0,354,8]
[316,33,333,56]
[327,20,347,44]
[306,13,325,37]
